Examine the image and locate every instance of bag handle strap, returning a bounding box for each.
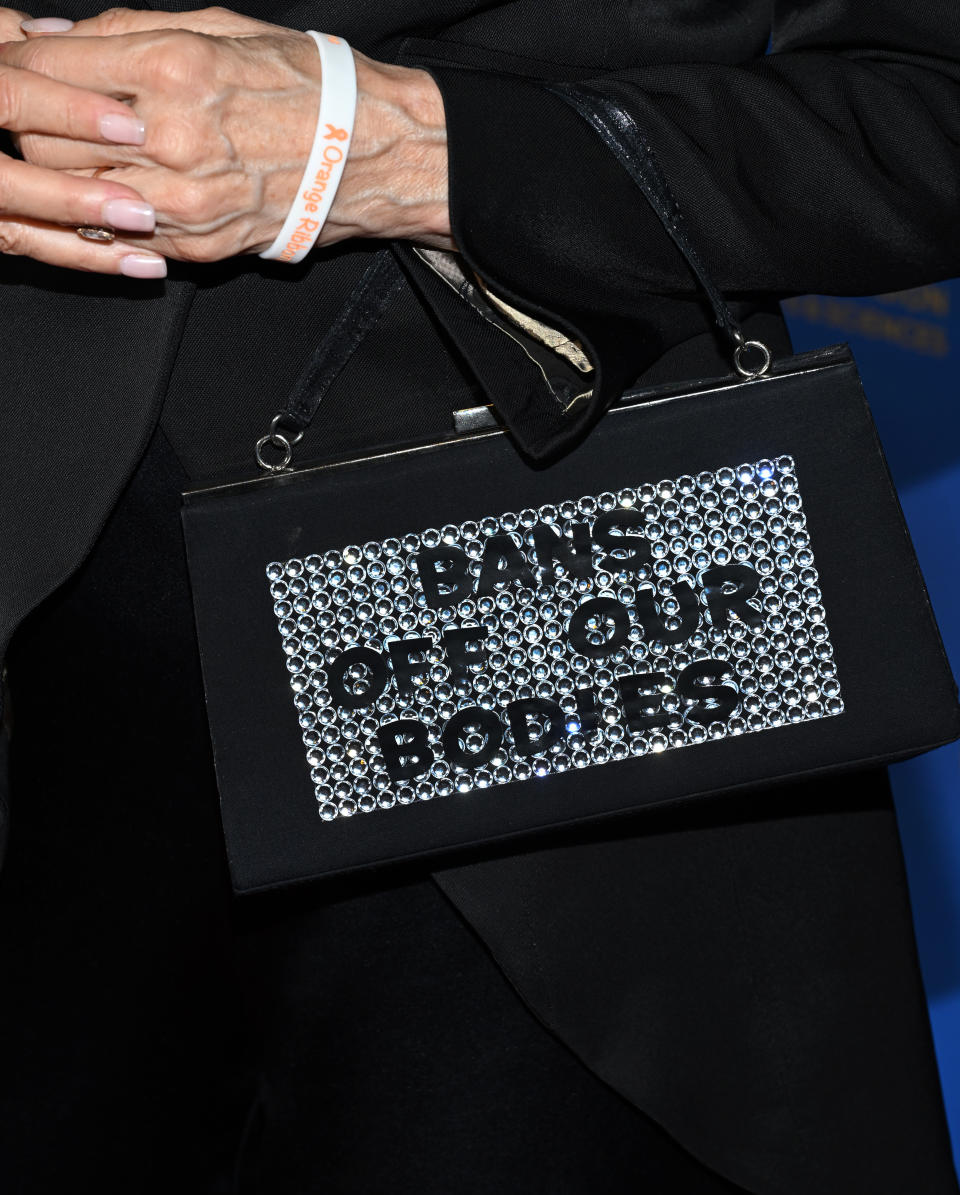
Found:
[255,84,772,473]
[255,247,405,472]
[547,81,771,380]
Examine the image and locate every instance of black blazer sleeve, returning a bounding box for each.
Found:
[412,0,960,457]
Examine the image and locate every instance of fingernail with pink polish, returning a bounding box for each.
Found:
[102,199,155,233]
[20,17,75,32]
[100,112,146,145]
[120,254,167,279]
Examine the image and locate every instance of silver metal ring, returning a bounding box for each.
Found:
[76,225,116,244]
[733,339,772,379]
[269,414,304,446]
[255,431,293,472]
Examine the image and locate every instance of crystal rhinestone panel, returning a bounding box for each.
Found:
[266,456,842,821]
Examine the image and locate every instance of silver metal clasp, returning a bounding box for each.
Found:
[732,333,773,380]
[255,414,304,473]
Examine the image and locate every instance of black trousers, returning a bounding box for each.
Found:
[0,427,947,1193]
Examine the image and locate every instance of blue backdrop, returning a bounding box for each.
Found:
[784,286,960,1165]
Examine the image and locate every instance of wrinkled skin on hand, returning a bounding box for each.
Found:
[6,6,452,267]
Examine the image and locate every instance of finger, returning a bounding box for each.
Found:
[0,8,31,39]
[0,216,166,275]
[17,128,121,170]
[23,6,282,38]
[0,153,155,232]
[0,31,199,102]
[0,35,143,99]
[3,28,276,99]
[0,62,146,143]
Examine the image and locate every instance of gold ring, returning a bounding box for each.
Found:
[76,226,116,243]
[77,167,117,243]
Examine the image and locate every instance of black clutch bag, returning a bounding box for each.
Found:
[181,88,960,893]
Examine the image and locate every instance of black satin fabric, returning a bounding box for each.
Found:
[2,1,960,1192]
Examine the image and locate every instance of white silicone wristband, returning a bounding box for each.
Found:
[259,32,358,263]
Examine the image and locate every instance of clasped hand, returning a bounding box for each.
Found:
[0,6,451,276]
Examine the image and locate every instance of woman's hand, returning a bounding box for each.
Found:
[0,6,166,275]
[7,7,452,265]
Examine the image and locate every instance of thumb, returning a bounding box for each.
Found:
[22,7,283,38]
